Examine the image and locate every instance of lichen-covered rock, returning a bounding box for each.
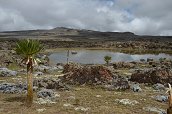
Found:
[115,99,139,106]
[0,68,17,77]
[143,107,166,114]
[152,95,168,102]
[111,76,130,90]
[33,78,70,90]
[35,65,59,73]
[34,72,44,77]
[130,83,142,92]
[153,83,165,91]
[35,98,57,104]
[130,68,172,84]
[37,89,55,99]
[0,82,26,94]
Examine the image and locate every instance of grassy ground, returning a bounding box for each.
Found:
[0,84,168,114]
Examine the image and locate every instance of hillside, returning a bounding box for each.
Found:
[0,27,172,42]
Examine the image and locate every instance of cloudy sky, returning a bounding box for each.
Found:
[0,0,172,35]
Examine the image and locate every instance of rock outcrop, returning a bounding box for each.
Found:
[130,68,172,84]
[0,82,26,93]
[62,63,130,90]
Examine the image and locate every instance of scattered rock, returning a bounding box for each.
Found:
[34,72,44,77]
[115,99,139,106]
[57,65,64,70]
[36,108,46,113]
[96,95,102,98]
[153,83,165,91]
[63,103,73,107]
[113,62,135,69]
[130,83,142,92]
[37,89,56,100]
[35,98,57,104]
[33,78,70,90]
[111,76,130,90]
[35,65,59,73]
[0,82,26,94]
[143,107,166,114]
[152,95,168,102]
[74,106,90,112]
[0,68,17,77]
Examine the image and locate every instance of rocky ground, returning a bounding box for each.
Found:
[0,27,172,52]
[0,29,172,113]
[0,47,171,114]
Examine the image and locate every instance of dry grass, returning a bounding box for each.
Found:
[0,85,168,114]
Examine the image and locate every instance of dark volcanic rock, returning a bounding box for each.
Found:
[63,63,114,85]
[130,68,172,84]
[62,63,130,90]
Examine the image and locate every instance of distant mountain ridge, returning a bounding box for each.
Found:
[0,27,172,41]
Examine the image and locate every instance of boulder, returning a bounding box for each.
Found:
[153,83,165,91]
[152,95,168,102]
[37,89,55,99]
[130,68,172,84]
[130,83,142,92]
[0,68,17,77]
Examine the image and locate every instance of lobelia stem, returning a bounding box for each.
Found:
[26,59,33,107]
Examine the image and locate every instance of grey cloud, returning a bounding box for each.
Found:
[0,0,172,35]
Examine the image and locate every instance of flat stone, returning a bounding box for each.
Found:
[153,83,165,91]
[36,108,46,113]
[152,95,168,102]
[115,99,139,106]
[74,106,90,112]
[143,107,166,114]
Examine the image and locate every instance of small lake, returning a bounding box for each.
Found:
[48,50,172,65]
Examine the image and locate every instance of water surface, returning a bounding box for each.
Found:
[48,50,172,65]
